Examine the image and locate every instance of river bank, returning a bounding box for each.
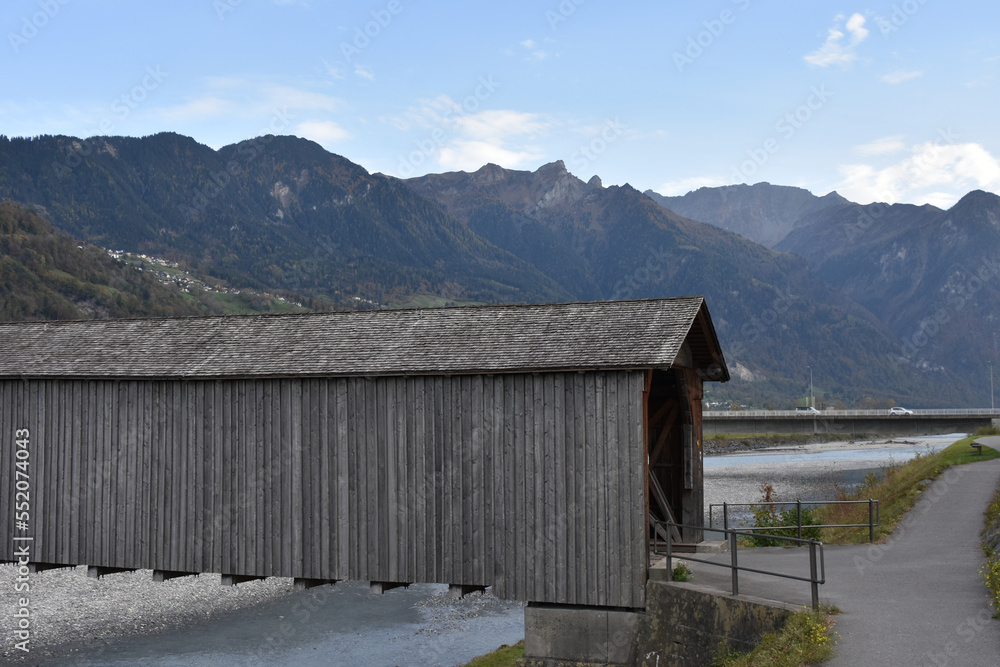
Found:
[704,433,870,455]
[703,434,959,530]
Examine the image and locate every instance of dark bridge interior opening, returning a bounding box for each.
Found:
[646,367,704,545]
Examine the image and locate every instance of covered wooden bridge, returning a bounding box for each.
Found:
[0,296,728,611]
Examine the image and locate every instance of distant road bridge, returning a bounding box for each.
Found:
[703,409,1000,437]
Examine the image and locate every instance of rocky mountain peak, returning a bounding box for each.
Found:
[535,160,568,178]
[645,182,852,248]
[948,189,1000,227]
[471,163,509,186]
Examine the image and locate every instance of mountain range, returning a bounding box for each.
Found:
[1,132,997,408]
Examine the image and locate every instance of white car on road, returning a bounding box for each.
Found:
[888,407,913,415]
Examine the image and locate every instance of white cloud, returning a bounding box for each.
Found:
[518,37,550,61]
[853,135,906,156]
[964,75,995,88]
[655,176,729,196]
[881,69,923,84]
[438,140,544,171]
[295,120,350,145]
[265,85,341,112]
[452,109,549,144]
[834,141,1000,206]
[388,95,550,173]
[153,96,239,123]
[437,109,550,170]
[804,13,869,67]
[380,114,410,131]
[391,95,456,131]
[152,80,342,126]
[354,65,374,80]
[323,60,346,80]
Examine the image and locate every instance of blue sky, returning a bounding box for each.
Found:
[3,0,999,208]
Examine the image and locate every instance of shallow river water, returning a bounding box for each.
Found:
[40,581,525,667]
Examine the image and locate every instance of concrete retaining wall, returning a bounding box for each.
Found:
[521,604,642,666]
[631,581,795,666]
[518,580,796,667]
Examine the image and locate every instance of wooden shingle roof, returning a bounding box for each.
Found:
[0,297,729,380]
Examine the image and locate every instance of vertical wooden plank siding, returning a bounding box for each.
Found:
[0,370,650,608]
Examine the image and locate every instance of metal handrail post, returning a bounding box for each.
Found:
[869,499,875,543]
[729,530,739,597]
[809,541,819,611]
[723,502,729,532]
[796,500,802,541]
[666,522,673,581]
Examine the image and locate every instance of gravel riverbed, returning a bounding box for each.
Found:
[0,567,300,663]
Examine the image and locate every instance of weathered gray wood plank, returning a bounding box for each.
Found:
[290,380,303,579]
[384,378,397,582]
[335,379,349,579]
[365,377,378,580]
[552,373,566,603]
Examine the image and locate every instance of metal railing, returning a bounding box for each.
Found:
[704,408,1000,418]
[652,519,826,610]
[709,499,880,542]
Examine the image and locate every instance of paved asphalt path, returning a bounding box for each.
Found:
[683,436,1000,666]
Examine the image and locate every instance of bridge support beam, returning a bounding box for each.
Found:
[449,584,486,599]
[152,570,199,583]
[221,573,266,586]
[370,581,409,595]
[294,578,338,590]
[27,562,76,574]
[87,566,137,579]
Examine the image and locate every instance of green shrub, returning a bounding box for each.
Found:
[982,486,1000,618]
[743,484,822,547]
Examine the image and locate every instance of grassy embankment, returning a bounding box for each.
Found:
[711,607,839,667]
[982,483,1000,617]
[816,433,1000,544]
[462,641,524,666]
